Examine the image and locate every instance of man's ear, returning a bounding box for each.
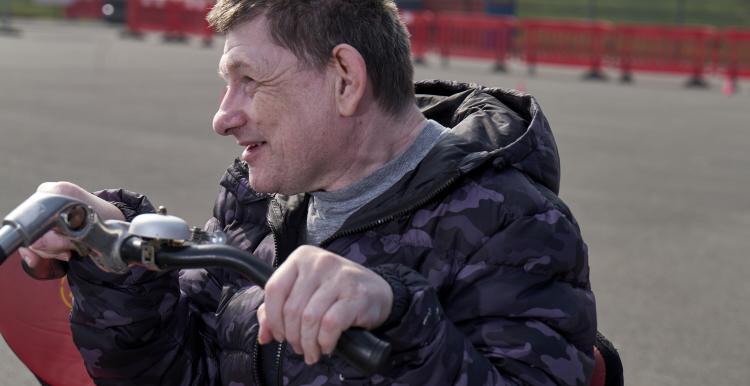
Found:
[330,44,367,117]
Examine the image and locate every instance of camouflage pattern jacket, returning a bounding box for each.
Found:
[67,80,596,386]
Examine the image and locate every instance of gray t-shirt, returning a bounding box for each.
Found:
[305,120,447,245]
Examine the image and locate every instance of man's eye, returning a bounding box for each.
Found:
[242,76,254,83]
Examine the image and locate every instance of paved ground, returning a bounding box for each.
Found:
[1,20,749,385]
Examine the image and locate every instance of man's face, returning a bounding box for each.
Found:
[213,16,348,194]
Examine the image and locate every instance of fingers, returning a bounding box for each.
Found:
[282,270,318,356]
[318,299,358,357]
[263,269,347,364]
[17,247,41,268]
[299,281,339,364]
[37,181,89,201]
[18,247,69,279]
[257,304,274,345]
[258,246,393,366]
[36,181,124,221]
[262,258,299,343]
[29,231,74,261]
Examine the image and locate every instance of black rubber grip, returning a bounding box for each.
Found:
[0,224,24,266]
[0,245,8,266]
[335,327,392,375]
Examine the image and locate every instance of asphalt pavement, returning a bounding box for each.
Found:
[1,19,749,386]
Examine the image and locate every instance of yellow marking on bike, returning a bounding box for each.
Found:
[59,277,73,310]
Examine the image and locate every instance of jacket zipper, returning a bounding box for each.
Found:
[252,215,284,386]
[270,217,286,386]
[251,340,262,386]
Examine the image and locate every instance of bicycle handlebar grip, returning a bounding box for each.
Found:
[0,245,9,266]
[335,327,391,375]
[0,224,24,266]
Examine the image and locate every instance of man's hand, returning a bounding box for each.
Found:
[257,245,393,365]
[14,182,125,275]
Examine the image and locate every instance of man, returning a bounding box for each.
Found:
[17,0,596,385]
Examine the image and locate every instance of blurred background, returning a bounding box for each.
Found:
[1,1,749,385]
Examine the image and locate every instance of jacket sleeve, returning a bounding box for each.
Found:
[374,208,596,386]
[67,189,226,385]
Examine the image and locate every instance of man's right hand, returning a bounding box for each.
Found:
[13,182,125,278]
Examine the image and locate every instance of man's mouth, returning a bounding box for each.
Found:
[246,142,266,150]
[241,141,267,162]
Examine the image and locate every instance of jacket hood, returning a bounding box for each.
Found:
[416,80,561,194]
[311,80,563,234]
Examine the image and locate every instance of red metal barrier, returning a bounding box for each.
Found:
[718,28,750,81]
[401,11,435,62]
[65,0,103,20]
[521,19,612,78]
[423,0,485,13]
[436,13,514,68]
[126,0,213,42]
[614,24,717,84]
[126,0,167,36]
[179,0,214,44]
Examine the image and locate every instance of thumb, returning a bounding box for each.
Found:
[18,247,68,280]
[257,303,274,345]
[18,247,42,268]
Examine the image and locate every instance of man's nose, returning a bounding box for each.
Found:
[212,107,247,136]
[213,87,249,136]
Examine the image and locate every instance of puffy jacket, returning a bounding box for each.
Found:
[67,80,597,386]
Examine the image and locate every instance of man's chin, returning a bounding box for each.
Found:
[247,172,307,195]
[246,177,273,194]
[246,175,284,195]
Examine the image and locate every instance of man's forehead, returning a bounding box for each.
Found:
[219,52,261,72]
[219,18,292,75]
[222,15,273,52]
[218,39,281,76]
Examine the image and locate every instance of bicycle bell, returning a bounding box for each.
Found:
[128,206,191,241]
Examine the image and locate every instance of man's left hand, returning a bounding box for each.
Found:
[257,245,393,365]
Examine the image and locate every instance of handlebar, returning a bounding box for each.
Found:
[0,193,391,375]
[0,193,86,264]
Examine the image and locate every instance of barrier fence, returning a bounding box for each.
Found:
[719,29,750,81]
[64,1,750,87]
[435,13,514,69]
[178,0,214,43]
[64,0,103,19]
[521,19,611,78]
[613,24,716,84]
[404,11,750,86]
[401,10,434,62]
[125,0,213,44]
